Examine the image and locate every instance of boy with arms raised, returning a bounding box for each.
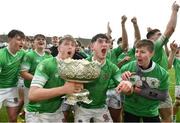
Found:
[146,2,179,121]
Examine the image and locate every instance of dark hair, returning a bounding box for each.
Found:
[25,36,30,41]
[91,33,108,43]
[135,39,154,52]
[146,29,160,39]
[117,37,122,45]
[59,35,76,45]
[76,40,82,47]
[8,29,25,39]
[51,36,59,41]
[34,34,46,40]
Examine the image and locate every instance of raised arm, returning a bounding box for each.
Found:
[121,15,128,50]
[163,1,179,38]
[168,40,178,69]
[106,22,112,40]
[164,44,170,57]
[131,17,141,45]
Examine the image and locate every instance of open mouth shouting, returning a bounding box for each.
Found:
[38,42,45,46]
[67,51,72,56]
[19,45,23,49]
[137,58,143,63]
[101,48,107,56]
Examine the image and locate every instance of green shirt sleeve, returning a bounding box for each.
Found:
[107,62,121,88]
[173,58,180,85]
[159,70,169,91]
[108,46,123,64]
[21,53,32,71]
[154,35,169,49]
[112,46,123,57]
[31,61,49,88]
[112,62,129,86]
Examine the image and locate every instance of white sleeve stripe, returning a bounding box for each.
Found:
[20,68,29,71]
[33,75,47,82]
[159,35,166,41]
[31,84,43,88]
[158,35,168,45]
[32,80,46,85]
[21,64,30,71]
[31,75,47,87]
[114,74,122,83]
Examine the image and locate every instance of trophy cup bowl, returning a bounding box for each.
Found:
[58,59,101,105]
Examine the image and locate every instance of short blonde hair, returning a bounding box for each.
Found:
[59,35,76,45]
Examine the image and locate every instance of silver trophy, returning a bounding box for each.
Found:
[58,59,101,105]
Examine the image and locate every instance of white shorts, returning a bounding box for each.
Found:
[25,108,64,123]
[74,105,113,122]
[0,87,19,109]
[175,85,180,98]
[106,89,122,109]
[159,92,173,108]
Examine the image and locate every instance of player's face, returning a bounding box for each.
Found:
[91,38,109,61]
[52,37,59,47]
[23,39,31,50]
[59,40,76,59]
[34,37,46,50]
[9,35,24,52]
[135,46,154,69]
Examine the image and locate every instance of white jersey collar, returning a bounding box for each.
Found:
[140,61,156,73]
[92,56,106,67]
[7,46,17,57]
[35,50,45,56]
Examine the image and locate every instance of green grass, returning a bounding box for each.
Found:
[0,68,180,122]
[169,69,180,122]
[0,106,8,122]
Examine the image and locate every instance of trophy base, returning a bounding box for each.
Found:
[63,89,92,105]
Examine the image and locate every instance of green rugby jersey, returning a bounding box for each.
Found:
[173,57,180,85]
[0,47,25,88]
[80,57,121,109]
[152,35,169,70]
[117,48,136,67]
[26,57,65,113]
[120,61,169,117]
[21,50,52,88]
[106,46,123,65]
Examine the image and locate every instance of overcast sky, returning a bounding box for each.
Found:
[0,0,179,47]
